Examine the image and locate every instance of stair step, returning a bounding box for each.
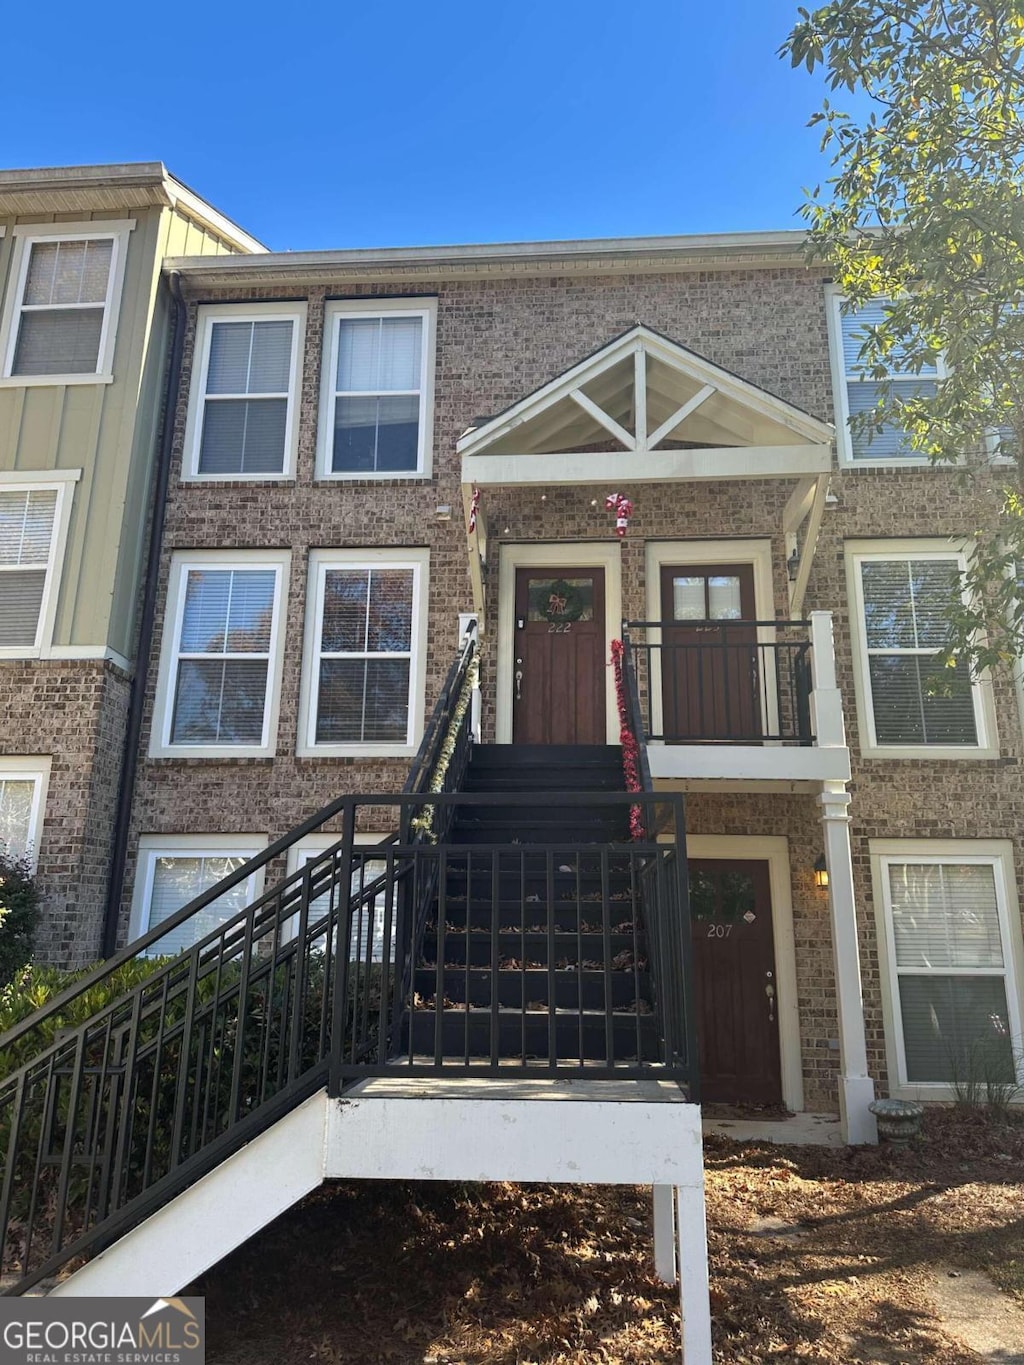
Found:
[468,744,623,767]
[413,969,649,1009]
[423,931,643,953]
[405,1011,659,1062]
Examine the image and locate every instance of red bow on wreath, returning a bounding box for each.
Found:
[605,492,633,538]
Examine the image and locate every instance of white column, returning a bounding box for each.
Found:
[676,1179,713,1364]
[808,610,846,750]
[819,780,877,1145]
[653,1185,677,1283]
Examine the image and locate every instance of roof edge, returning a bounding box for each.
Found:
[164,229,811,283]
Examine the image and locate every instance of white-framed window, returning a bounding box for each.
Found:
[182,302,306,480]
[130,834,266,956]
[287,833,395,959]
[298,549,429,757]
[871,841,1024,1095]
[0,757,50,869]
[150,550,291,759]
[0,474,78,658]
[826,288,942,465]
[317,299,435,479]
[846,541,996,758]
[0,221,134,384]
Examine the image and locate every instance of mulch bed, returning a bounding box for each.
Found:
[198,1108,1024,1364]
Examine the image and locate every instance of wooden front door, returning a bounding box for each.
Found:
[659,564,762,742]
[513,568,606,745]
[688,859,782,1106]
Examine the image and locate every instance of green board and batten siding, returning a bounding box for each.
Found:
[0,203,238,659]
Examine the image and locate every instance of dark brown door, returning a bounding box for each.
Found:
[660,564,761,742]
[688,859,782,1106]
[513,568,605,744]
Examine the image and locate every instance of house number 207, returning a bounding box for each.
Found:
[547,623,573,633]
[706,924,732,938]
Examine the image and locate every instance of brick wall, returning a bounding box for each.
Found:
[121,264,1024,1110]
[1,660,129,966]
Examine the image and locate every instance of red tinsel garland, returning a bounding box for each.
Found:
[610,639,646,840]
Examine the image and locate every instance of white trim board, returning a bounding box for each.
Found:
[495,541,622,744]
[685,834,804,1115]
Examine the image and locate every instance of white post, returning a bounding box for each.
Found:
[676,1179,713,1364]
[459,613,482,743]
[652,1185,677,1283]
[820,779,877,1145]
[808,611,846,750]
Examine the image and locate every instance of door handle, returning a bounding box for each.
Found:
[765,970,776,1024]
[514,658,524,702]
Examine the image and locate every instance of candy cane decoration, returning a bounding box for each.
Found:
[604,492,633,538]
[468,485,481,533]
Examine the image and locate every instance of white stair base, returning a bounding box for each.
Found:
[51,1081,712,1363]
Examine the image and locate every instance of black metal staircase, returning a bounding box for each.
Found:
[407,744,657,1066]
[0,635,696,1296]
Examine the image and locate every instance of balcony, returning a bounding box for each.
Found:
[621,610,851,789]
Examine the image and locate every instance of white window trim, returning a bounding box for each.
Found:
[845,538,998,759]
[0,220,135,386]
[316,298,436,481]
[870,839,1024,1100]
[825,285,947,468]
[0,471,79,660]
[181,301,307,482]
[150,549,291,759]
[0,756,51,870]
[297,548,429,758]
[129,832,267,947]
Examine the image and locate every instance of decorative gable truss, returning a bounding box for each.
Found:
[458,326,834,628]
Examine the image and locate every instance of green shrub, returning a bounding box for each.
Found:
[0,853,39,989]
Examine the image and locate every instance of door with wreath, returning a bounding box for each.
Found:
[512,568,606,744]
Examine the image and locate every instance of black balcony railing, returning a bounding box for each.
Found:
[622,620,814,745]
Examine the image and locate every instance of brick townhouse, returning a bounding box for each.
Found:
[4,167,1023,1330]
[94,229,1019,1137]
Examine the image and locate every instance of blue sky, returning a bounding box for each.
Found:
[2,0,843,251]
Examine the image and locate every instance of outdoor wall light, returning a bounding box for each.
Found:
[814,854,829,890]
[787,548,801,581]
[435,505,452,521]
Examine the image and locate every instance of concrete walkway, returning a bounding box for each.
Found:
[703,1112,844,1147]
[929,1268,1024,1364]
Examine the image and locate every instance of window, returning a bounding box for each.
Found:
[130,835,265,956]
[827,290,941,464]
[873,844,1024,1091]
[288,834,395,959]
[848,544,993,756]
[318,301,435,478]
[0,758,50,868]
[2,222,133,382]
[184,304,305,479]
[299,549,428,756]
[0,477,75,657]
[151,551,290,758]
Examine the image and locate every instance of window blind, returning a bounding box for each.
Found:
[887,861,1014,1084]
[839,300,938,460]
[146,854,252,957]
[332,316,423,473]
[199,319,294,475]
[170,568,276,745]
[860,558,977,745]
[0,779,34,859]
[293,848,392,960]
[0,488,57,647]
[12,239,113,376]
[315,567,414,744]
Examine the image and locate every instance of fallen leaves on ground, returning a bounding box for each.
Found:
[197,1107,1024,1364]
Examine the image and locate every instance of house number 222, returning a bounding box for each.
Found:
[547,623,573,634]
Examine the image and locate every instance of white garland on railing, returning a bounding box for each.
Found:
[410,655,480,842]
